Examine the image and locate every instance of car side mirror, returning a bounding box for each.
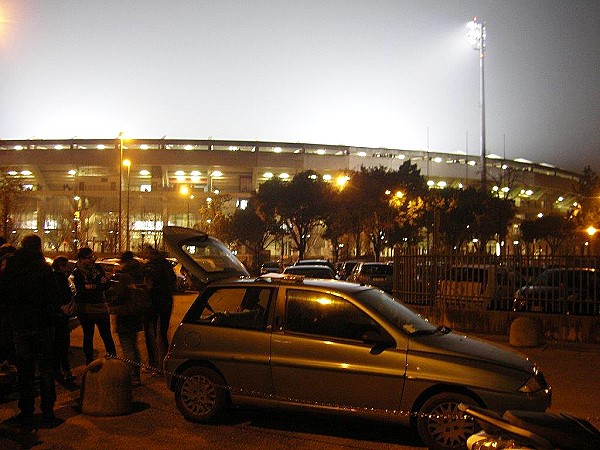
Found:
[362,329,396,354]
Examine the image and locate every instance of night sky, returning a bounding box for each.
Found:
[1,1,598,173]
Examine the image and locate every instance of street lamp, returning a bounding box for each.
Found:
[117,131,125,253]
[123,159,131,251]
[467,17,487,190]
[179,185,192,227]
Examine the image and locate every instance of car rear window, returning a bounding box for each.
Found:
[362,264,392,275]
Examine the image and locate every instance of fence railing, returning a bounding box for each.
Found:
[393,250,600,316]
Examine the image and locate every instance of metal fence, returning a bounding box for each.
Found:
[393,249,600,316]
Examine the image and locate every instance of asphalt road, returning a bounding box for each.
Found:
[1,292,599,450]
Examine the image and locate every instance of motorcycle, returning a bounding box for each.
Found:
[458,403,600,450]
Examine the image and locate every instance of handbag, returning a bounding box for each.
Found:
[61,298,78,317]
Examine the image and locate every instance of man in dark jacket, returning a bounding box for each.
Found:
[1,234,61,424]
[142,246,176,369]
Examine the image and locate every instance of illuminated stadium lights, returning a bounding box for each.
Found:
[191,170,201,176]
[557,196,564,202]
[211,170,223,177]
[358,151,367,157]
[54,145,64,150]
[8,171,17,176]
[97,144,105,149]
[537,212,544,218]
[427,180,435,187]
[21,170,32,176]
[139,169,150,176]
[432,157,443,163]
[322,174,332,181]
[501,187,510,193]
[437,181,447,188]
[14,145,24,150]
[68,169,77,175]
[263,172,274,179]
[183,144,193,150]
[174,170,185,176]
[316,149,326,155]
[467,16,487,188]
[273,147,282,153]
[279,173,289,179]
[140,144,149,150]
[309,174,318,180]
[228,146,238,151]
[397,154,406,159]
[468,160,477,166]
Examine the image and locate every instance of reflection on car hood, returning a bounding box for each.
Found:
[407,332,533,373]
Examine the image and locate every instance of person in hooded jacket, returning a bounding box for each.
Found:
[0,234,61,424]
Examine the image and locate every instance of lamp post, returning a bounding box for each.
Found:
[467,17,487,190]
[123,159,131,251]
[179,185,192,227]
[117,131,124,253]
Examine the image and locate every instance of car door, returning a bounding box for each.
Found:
[270,287,407,411]
[162,225,250,289]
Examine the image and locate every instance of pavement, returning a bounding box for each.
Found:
[1,316,599,449]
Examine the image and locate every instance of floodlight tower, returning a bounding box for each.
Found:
[467,17,487,190]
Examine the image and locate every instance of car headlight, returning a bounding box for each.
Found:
[518,366,548,393]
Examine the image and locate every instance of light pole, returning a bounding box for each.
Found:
[179,185,192,227]
[467,17,487,190]
[117,131,124,253]
[123,159,131,251]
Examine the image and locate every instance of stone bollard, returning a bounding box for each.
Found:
[81,357,133,416]
[509,316,543,348]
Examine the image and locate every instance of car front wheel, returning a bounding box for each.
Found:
[416,392,477,450]
[174,366,229,422]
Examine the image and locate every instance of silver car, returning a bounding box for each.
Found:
[163,226,551,450]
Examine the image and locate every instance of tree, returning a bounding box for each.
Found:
[350,163,427,260]
[520,213,575,256]
[222,198,278,273]
[196,192,232,240]
[255,170,333,260]
[0,169,21,241]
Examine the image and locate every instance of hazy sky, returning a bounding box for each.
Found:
[1,1,598,172]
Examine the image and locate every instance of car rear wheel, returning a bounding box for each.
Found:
[174,366,229,422]
[416,392,477,450]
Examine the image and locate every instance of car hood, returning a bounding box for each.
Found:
[163,226,249,289]
[407,331,534,373]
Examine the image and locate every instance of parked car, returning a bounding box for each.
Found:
[513,267,600,315]
[435,264,527,311]
[163,225,551,450]
[335,260,361,280]
[283,264,338,279]
[346,261,394,293]
[293,259,336,272]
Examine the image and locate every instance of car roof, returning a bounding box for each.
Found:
[213,275,368,293]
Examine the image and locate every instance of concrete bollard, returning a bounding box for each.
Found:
[509,316,543,348]
[81,357,133,416]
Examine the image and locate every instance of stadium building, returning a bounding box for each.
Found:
[0,138,581,260]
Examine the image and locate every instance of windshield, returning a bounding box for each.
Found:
[182,236,248,274]
[354,288,437,335]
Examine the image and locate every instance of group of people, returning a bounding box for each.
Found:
[0,234,177,425]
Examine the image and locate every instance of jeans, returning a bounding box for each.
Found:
[118,329,141,377]
[143,297,173,368]
[13,326,56,415]
[78,314,117,365]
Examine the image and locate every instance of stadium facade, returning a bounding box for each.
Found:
[0,138,581,260]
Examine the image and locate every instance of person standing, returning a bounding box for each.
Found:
[107,272,148,386]
[72,247,116,365]
[0,234,61,424]
[142,246,176,369]
[51,256,76,383]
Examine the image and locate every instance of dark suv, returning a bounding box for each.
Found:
[163,226,551,450]
[513,267,600,315]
